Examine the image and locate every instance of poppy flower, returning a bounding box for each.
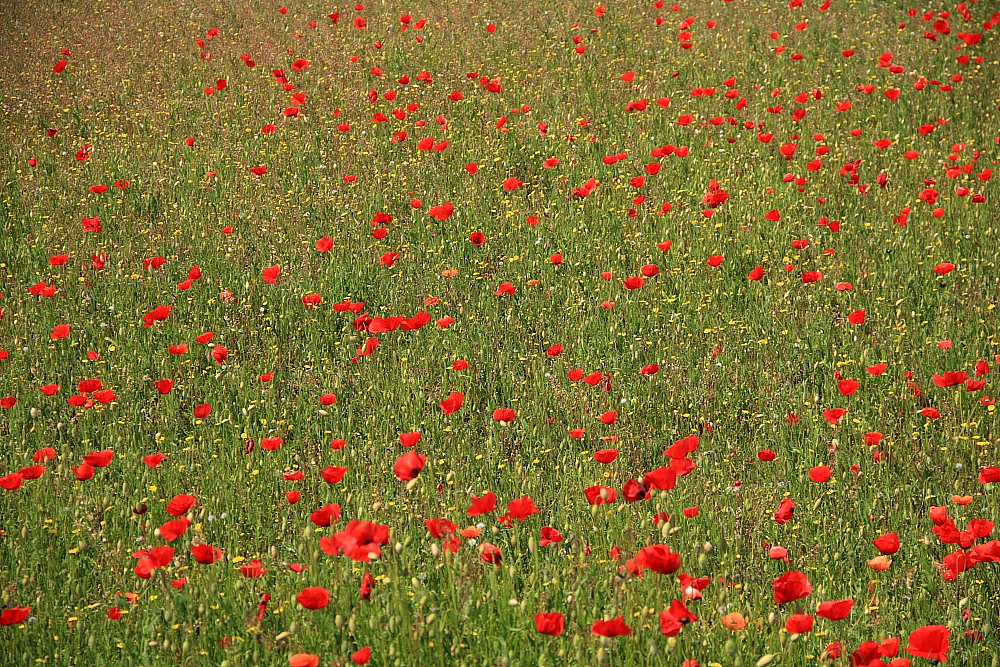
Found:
[539,526,563,546]
[83,450,113,467]
[721,612,747,631]
[297,587,330,610]
[261,437,283,451]
[321,466,347,483]
[594,449,618,463]
[585,485,617,505]
[773,571,812,604]
[591,616,632,637]
[535,611,564,636]
[0,473,23,490]
[394,450,426,481]
[623,276,645,289]
[785,614,815,633]
[816,599,854,621]
[774,498,795,524]
[190,544,223,564]
[802,271,822,283]
[809,466,832,483]
[462,492,497,518]
[507,496,540,521]
[873,532,900,555]
[440,391,464,414]
[904,625,949,662]
[289,655,320,667]
[193,403,211,419]
[16,467,42,481]
[400,432,422,447]
[351,647,371,665]
[239,559,268,578]
[868,556,892,571]
[166,494,195,516]
[635,545,681,574]
[477,542,502,564]
[0,606,32,626]
[261,265,282,284]
[310,504,342,527]
[934,263,955,275]
[492,408,516,423]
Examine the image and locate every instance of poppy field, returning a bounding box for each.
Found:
[3,0,1000,665]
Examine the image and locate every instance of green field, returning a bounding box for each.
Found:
[2,0,1000,665]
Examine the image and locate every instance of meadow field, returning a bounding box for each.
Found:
[2,0,1000,665]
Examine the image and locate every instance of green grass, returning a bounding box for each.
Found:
[2,0,1000,665]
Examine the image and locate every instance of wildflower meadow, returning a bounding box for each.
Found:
[2,0,1000,665]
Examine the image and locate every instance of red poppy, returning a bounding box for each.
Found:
[239,559,268,578]
[594,449,618,463]
[166,494,196,516]
[507,496,540,521]
[400,432,422,447]
[0,473,23,490]
[591,616,632,637]
[535,611,564,636]
[873,533,901,555]
[785,614,815,634]
[659,599,698,636]
[635,545,681,574]
[468,492,497,516]
[479,543,502,564]
[321,466,348,483]
[492,408,516,423]
[774,498,795,524]
[440,391,464,414]
[817,599,854,621]
[393,451,426,481]
[623,276,645,289]
[190,544,223,564]
[809,466,832,483]
[310,504,342,527]
[773,571,812,604]
[539,526,563,546]
[0,606,32,626]
[904,625,949,662]
[297,587,330,610]
[83,450,113,467]
[585,485,617,505]
[351,647,371,665]
[261,437,283,450]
